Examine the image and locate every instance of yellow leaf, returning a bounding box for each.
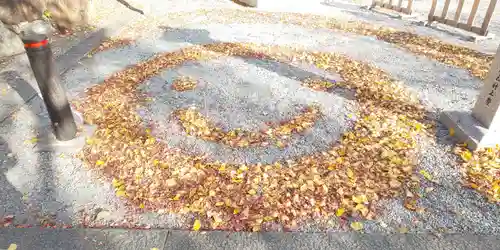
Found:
[139,203,145,209]
[232,178,243,183]
[172,194,181,201]
[153,159,160,166]
[233,208,240,214]
[215,201,224,206]
[192,219,201,231]
[398,227,409,233]
[85,138,94,144]
[29,137,38,143]
[336,208,345,217]
[116,190,126,197]
[151,248,159,250]
[460,150,472,162]
[352,194,368,204]
[355,203,366,211]
[350,221,364,231]
[248,189,257,195]
[414,123,422,131]
[336,157,344,164]
[419,170,432,180]
[8,244,17,250]
[43,10,52,18]
[96,160,105,166]
[346,168,354,178]
[112,178,122,188]
[264,216,274,221]
[449,128,455,136]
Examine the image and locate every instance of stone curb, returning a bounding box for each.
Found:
[0,229,498,250]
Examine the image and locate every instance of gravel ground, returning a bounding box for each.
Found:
[1,0,498,235]
[139,56,356,164]
[56,20,500,233]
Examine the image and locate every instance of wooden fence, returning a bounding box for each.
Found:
[370,0,414,15]
[428,0,497,36]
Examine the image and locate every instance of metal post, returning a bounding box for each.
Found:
[21,34,77,141]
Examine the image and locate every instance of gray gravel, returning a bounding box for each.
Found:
[56,21,500,234]
[139,56,355,164]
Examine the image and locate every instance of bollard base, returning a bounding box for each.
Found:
[440,111,500,151]
[35,110,96,153]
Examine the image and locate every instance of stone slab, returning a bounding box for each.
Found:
[2,229,497,250]
[165,231,499,250]
[0,228,168,250]
[440,110,499,150]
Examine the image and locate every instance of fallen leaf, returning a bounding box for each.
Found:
[72,41,440,231]
[460,150,472,162]
[350,221,363,231]
[116,190,126,197]
[419,170,432,181]
[193,219,201,231]
[352,194,368,204]
[449,128,455,136]
[336,208,345,217]
[346,168,354,178]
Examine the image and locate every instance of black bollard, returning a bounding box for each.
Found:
[22,34,77,141]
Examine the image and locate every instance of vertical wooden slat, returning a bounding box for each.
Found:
[454,0,465,22]
[428,0,438,23]
[441,0,451,20]
[468,0,481,27]
[480,0,498,35]
[397,0,403,8]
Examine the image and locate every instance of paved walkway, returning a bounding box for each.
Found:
[0,229,498,250]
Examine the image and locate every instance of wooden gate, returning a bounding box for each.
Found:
[428,0,497,36]
[370,0,414,15]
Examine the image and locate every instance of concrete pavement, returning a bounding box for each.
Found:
[0,229,498,250]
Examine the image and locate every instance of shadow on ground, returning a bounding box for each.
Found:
[0,27,112,248]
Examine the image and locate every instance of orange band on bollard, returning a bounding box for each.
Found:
[24,39,49,48]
